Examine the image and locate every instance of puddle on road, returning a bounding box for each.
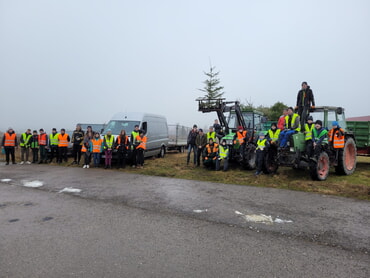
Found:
[8,219,19,223]
[193,209,208,213]
[22,180,43,188]
[42,217,53,222]
[59,187,82,193]
[1,179,12,183]
[235,210,293,225]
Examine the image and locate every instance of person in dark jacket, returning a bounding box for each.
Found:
[71,124,85,165]
[29,130,39,163]
[295,81,315,127]
[1,127,18,165]
[187,124,198,165]
[195,128,207,166]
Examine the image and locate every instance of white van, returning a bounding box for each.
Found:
[104,112,169,158]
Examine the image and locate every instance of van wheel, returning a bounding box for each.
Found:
[158,146,166,158]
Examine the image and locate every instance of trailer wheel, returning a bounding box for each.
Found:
[309,152,330,181]
[335,137,357,175]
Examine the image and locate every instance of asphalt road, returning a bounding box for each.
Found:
[0,164,369,277]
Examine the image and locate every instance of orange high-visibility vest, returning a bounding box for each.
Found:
[135,135,147,150]
[58,133,69,147]
[235,130,247,144]
[205,143,219,159]
[91,138,103,153]
[328,128,345,149]
[116,135,129,149]
[39,133,47,146]
[81,145,87,152]
[4,133,16,146]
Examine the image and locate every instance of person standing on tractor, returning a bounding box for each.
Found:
[48,128,59,163]
[304,116,315,157]
[187,124,198,165]
[216,139,229,171]
[195,128,207,167]
[295,81,315,127]
[20,129,32,165]
[279,107,301,148]
[1,127,17,165]
[277,108,288,130]
[203,138,219,170]
[328,121,345,160]
[103,129,115,169]
[71,124,84,165]
[255,132,270,176]
[312,120,328,157]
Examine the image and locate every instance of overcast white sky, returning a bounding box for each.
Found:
[1,0,369,132]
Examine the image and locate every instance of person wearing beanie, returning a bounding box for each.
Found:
[1,127,18,165]
[295,81,315,127]
[312,120,328,157]
[195,128,207,167]
[58,128,70,164]
[203,138,219,170]
[186,124,198,165]
[255,132,269,176]
[266,122,280,144]
[38,128,48,164]
[29,130,39,163]
[304,116,315,157]
[328,120,345,150]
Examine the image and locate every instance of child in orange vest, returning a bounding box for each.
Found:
[92,132,103,168]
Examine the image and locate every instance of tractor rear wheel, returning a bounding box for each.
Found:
[309,152,330,181]
[241,144,256,170]
[335,137,357,175]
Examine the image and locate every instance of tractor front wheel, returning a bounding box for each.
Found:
[309,152,330,181]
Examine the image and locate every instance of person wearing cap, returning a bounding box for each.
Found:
[279,107,301,148]
[131,125,140,167]
[20,129,32,165]
[304,116,315,157]
[312,120,328,157]
[186,124,198,165]
[58,129,70,164]
[71,124,85,165]
[255,132,270,176]
[135,130,147,169]
[29,130,39,163]
[38,128,48,164]
[195,128,207,167]
[266,123,280,144]
[328,121,345,151]
[216,139,229,171]
[48,128,59,163]
[91,132,103,167]
[295,81,315,127]
[2,127,18,165]
[103,129,114,169]
[203,138,219,170]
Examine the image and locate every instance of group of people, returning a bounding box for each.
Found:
[1,125,148,169]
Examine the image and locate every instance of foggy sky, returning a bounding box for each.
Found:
[1,0,369,132]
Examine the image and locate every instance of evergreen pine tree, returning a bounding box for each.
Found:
[199,66,225,99]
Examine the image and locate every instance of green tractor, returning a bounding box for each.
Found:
[197,98,266,169]
[264,106,357,181]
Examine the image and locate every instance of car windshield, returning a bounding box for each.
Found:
[104,120,140,135]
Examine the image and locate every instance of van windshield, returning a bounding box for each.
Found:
[104,120,140,135]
